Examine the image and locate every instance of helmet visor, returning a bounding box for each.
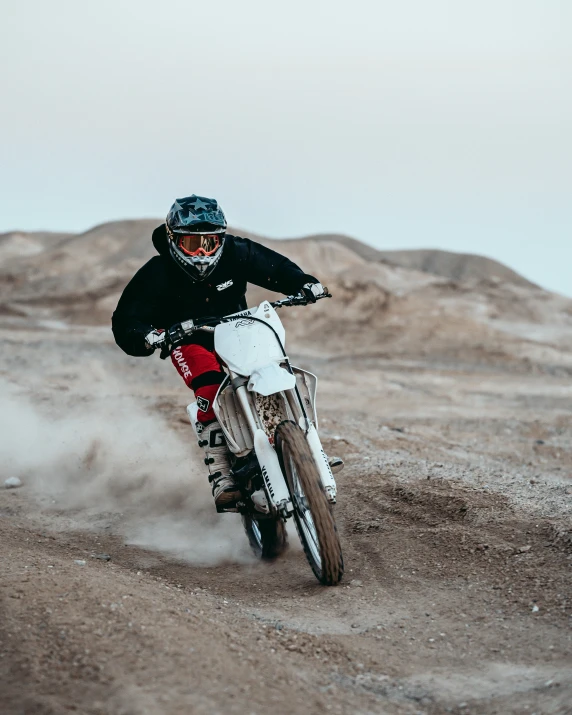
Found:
[177,233,222,257]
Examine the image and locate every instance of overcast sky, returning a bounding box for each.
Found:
[1,0,571,294]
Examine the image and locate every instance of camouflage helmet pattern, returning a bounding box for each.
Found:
[165,195,227,281]
[166,194,227,235]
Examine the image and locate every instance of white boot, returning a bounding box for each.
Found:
[197,421,241,507]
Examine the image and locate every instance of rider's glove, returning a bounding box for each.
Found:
[144,328,166,351]
[301,282,326,303]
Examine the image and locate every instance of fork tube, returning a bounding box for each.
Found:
[285,387,310,431]
[235,387,259,435]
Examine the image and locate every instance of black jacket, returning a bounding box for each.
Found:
[112,224,317,356]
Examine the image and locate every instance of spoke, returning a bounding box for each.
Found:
[288,453,321,568]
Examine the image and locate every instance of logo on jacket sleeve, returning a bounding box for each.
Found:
[216,279,233,291]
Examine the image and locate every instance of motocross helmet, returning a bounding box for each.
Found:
[166,195,227,281]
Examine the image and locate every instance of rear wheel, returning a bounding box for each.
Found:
[275,421,344,585]
[242,515,288,561]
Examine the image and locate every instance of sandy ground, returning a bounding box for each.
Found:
[1,323,571,715]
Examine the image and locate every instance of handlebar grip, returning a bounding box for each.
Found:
[161,318,215,357]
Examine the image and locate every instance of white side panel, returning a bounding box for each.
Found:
[253,428,292,512]
[305,424,337,502]
[214,302,286,377]
[212,383,253,456]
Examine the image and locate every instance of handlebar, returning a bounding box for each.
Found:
[270,293,329,309]
[159,289,331,359]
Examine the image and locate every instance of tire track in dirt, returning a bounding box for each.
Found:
[3,460,570,714]
[2,331,572,714]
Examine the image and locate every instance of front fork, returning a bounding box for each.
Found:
[249,420,337,513]
[214,372,336,515]
[234,377,338,509]
[233,379,293,517]
[304,423,338,504]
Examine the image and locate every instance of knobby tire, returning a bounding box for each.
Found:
[275,421,344,586]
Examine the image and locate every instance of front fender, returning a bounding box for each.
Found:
[247,362,296,396]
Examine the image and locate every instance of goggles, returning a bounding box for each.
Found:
[176,233,222,257]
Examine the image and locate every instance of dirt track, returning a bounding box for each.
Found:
[1,325,571,715]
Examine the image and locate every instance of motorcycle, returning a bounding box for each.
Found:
[161,291,344,586]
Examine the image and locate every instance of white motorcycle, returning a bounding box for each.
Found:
[162,291,344,586]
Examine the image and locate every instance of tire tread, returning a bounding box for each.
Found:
[276,421,343,585]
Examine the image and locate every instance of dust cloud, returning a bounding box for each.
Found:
[0,379,250,565]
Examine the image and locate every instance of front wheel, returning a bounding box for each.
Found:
[275,421,344,585]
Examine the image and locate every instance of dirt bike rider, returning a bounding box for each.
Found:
[112,195,326,508]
